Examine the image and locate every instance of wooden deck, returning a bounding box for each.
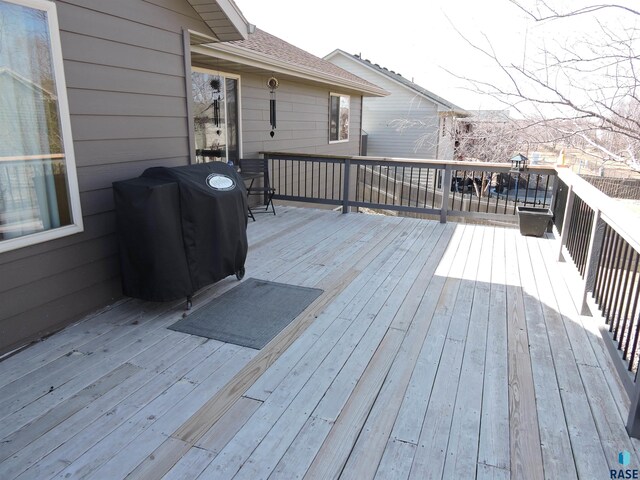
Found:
[0,206,637,479]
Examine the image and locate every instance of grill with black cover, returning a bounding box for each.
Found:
[113,162,248,305]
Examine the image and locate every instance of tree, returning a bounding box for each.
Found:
[454,0,640,171]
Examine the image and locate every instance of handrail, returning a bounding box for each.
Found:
[262,151,556,221]
[557,168,640,254]
[352,155,558,174]
[261,151,557,174]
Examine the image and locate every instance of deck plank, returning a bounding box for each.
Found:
[9,343,251,480]
[374,439,417,480]
[504,228,545,480]
[126,214,420,479]
[160,397,262,480]
[408,225,484,479]
[515,230,575,479]
[336,224,457,480]
[244,217,410,402]
[302,328,406,480]
[387,224,467,447]
[0,362,141,463]
[477,226,510,472]
[441,226,494,480]
[0,299,139,388]
[195,220,430,479]
[532,235,612,478]
[91,346,256,480]
[0,208,635,480]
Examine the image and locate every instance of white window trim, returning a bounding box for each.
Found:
[0,0,83,254]
[329,92,350,144]
[191,66,243,160]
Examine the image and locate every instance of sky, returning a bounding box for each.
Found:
[234,0,637,113]
[234,0,538,111]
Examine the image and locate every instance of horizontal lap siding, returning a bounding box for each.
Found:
[238,75,362,158]
[0,0,210,354]
[327,55,439,159]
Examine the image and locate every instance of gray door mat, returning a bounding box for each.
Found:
[168,278,323,349]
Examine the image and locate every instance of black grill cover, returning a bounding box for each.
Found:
[113,162,248,302]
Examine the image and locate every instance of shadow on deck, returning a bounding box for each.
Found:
[0,206,635,480]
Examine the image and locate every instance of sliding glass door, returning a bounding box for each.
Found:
[191,68,241,165]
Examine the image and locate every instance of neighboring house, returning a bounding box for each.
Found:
[0,0,386,356]
[324,50,467,160]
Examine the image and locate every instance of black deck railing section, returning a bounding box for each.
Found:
[262,152,556,223]
[554,168,640,437]
[565,195,594,278]
[594,225,640,377]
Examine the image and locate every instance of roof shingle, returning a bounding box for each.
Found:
[227,29,384,94]
[326,50,466,113]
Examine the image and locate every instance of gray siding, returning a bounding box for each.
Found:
[0,0,210,354]
[0,1,364,355]
[327,55,441,160]
[239,74,362,158]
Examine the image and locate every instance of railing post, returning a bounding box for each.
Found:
[557,184,575,262]
[262,154,270,206]
[440,166,451,224]
[580,209,605,315]
[342,158,351,214]
[548,175,560,232]
[627,380,640,437]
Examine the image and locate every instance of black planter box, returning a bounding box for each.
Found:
[516,206,553,237]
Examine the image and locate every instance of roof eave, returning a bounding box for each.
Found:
[326,49,466,112]
[193,43,389,97]
[187,0,252,42]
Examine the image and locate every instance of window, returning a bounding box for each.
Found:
[329,93,350,143]
[0,0,82,253]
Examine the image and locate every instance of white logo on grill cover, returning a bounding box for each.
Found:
[206,173,235,191]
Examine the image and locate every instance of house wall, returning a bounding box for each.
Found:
[0,0,216,355]
[327,55,442,160]
[439,115,456,160]
[0,1,364,355]
[240,75,362,157]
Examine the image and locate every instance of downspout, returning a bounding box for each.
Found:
[182,29,196,164]
[359,96,364,155]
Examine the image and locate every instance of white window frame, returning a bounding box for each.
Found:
[0,0,83,254]
[191,66,243,161]
[329,92,350,144]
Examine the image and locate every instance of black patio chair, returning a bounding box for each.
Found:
[238,158,276,219]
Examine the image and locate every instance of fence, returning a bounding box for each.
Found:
[582,174,640,200]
